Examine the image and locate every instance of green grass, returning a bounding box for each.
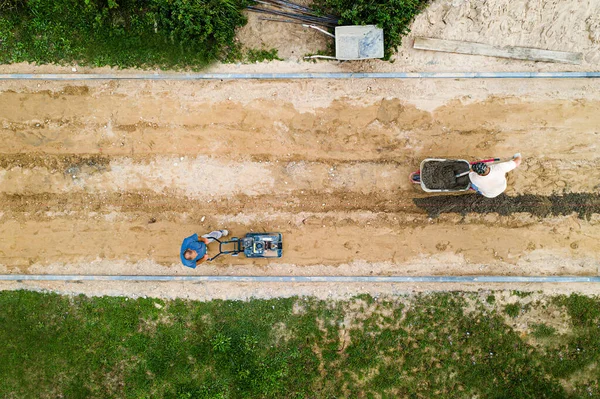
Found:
[1,291,599,398]
[557,293,600,328]
[245,48,282,63]
[531,323,557,338]
[0,0,250,69]
[512,290,534,298]
[504,303,521,318]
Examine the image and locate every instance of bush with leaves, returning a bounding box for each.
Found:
[312,0,430,59]
[0,0,250,68]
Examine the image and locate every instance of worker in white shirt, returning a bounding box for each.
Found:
[469,153,522,198]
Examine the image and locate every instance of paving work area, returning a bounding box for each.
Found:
[3,2,600,398]
[0,76,599,299]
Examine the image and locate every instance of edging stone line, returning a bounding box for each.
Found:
[1,275,600,283]
[1,72,600,80]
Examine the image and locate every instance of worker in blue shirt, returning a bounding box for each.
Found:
[180,229,228,268]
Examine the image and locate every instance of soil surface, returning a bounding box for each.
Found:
[0,77,599,303]
[420,160,470,190]
[415,193,600,220]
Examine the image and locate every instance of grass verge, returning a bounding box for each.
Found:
[0,291,599,398]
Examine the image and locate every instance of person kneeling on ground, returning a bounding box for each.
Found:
[469,153,522,198]
[180,229,229,268]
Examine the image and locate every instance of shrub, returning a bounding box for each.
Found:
[312,0,430,59]
[0,0,251,68]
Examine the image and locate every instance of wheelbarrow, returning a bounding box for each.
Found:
[409,157,501,193]
[207,232,283,262]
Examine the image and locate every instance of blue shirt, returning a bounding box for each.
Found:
[180,234,207,268]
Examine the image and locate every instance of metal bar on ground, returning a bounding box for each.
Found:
[246,7,337,26]
[1,72,600,80]
[1,275,600,283]
[258,18,302,24]
[253,0,338,21]
[303,24,335,38]
[413,37,583,64]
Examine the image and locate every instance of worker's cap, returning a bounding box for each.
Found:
[471,163,488,175]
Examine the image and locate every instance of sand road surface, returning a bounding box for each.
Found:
[1,77,599,298]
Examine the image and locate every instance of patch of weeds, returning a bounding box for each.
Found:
[352,293,375,305]
[345,328,386,374]
[537,294,600,389]
[223,45,283,64]
[512,290,533,298]
[391,293,565,398]
[245,48,282,63]
[211,332,232,353]
[531,323,557,338]
[556,294,600,328]
[504,303,521,318]
[544,330,600,382]
[486,294,496,304]
[221,40,244,64]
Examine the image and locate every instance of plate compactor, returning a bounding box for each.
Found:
[207,233,283,262]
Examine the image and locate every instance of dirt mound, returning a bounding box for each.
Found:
[414,193,600,220]
[0,154,110,171]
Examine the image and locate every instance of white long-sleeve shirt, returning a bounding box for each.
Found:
[469,160,517,198]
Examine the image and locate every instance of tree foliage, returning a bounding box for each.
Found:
[313,0,430,59]
[0,0,251,68]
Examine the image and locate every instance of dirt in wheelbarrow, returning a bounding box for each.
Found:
[421,161,470,190]
[414,193,600,220]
